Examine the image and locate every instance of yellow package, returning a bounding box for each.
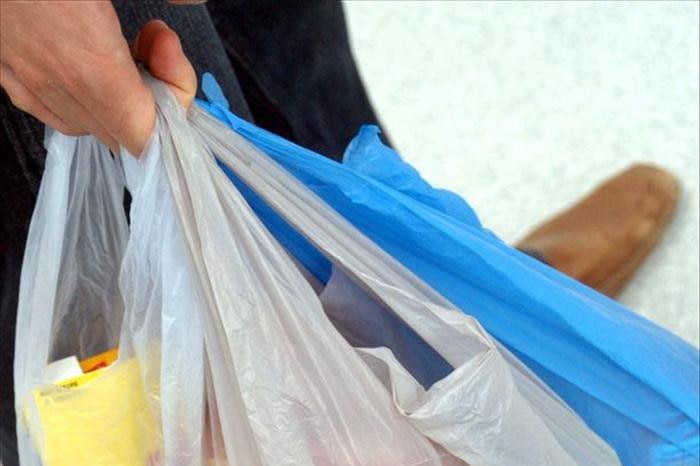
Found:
[27,358,162,466]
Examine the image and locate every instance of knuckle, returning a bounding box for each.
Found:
[7,90,32,113]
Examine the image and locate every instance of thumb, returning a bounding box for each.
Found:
[133,20,197,110]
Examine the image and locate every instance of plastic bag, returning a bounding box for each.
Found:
[12,136,165,466]
[187,91,619,464]
[16,76,619,466]
[15,113,205,464]
[147,78,457,466]
[198,73,700,466]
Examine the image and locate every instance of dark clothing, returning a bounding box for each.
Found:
[205,0,385,159]
[0,2,381,464]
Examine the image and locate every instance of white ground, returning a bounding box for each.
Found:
[344,1,699,346]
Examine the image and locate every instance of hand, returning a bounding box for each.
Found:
[0,1,196,155]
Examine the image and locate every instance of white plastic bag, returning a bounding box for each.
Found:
[13,135,136,466]
[148,78,452,466]
[188,92,621,466]
[14,121,204,464]
[15,75,620,466]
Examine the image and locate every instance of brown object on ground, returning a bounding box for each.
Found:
[516,164,680,297]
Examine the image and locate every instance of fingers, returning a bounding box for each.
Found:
[99,19,197,155]
[0,63,83,137]
[0,0,134,152]
[0,0,195,156]
[2,61,118,150]
[133,20,197,109]
[101,74,155,156]
[21,67,120,151]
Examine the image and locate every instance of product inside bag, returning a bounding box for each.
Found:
[27,356,160,466]
[15,75,620,466]
[13,136,168,466]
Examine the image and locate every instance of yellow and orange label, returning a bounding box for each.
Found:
[78,347,119,373]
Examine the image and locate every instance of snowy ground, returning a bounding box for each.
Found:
[344,1,699,346]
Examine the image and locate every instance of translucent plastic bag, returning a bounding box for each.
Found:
[148,79,455,466]
[188,98,620,466]
[15,119,204,464]
[12,136,163,466]
[16,76,620,466]
[198,73,699,466]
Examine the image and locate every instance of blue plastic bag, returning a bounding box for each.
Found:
[198,73,700,466]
